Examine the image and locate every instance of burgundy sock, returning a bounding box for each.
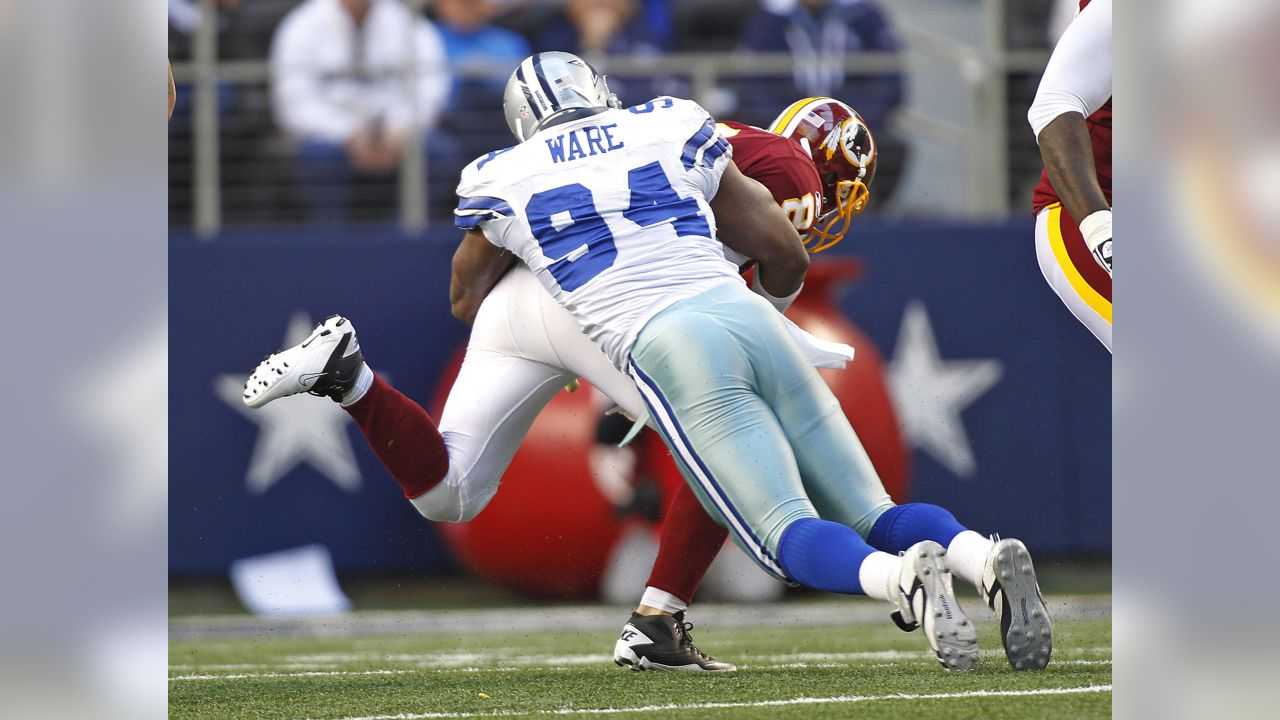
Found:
[645,483,730,604]
[344,374,449,499]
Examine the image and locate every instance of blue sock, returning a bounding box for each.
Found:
[866,503,969,555]
[776,517,876,595]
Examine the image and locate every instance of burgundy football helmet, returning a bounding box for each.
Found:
[768,97,877,252]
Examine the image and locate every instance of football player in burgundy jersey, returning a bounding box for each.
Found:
[1029,0,1112,350]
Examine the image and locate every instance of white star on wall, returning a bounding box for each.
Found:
[216,312,362,495]
[887,301,1003,479]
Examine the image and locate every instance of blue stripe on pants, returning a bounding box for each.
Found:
[627,282,894,585]
[628,360,791,581]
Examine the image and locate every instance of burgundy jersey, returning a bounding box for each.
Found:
[1032,0,1112,214]
[719,120,825,234]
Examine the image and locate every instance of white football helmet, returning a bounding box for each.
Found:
[503,52,621,143]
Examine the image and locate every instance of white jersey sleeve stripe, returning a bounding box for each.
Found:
[454,196,514,230]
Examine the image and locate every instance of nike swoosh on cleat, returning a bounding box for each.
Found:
[298,372,326,388]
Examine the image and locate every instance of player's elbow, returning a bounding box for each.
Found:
[450,298,472,325]
[781,238,810,276]
[763,232,810,280]
[450,290,480,326]
[753,236,808,299]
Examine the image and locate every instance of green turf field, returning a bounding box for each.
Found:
[169,596,1110,719]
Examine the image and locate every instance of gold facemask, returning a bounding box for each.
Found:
[804,179,870,253]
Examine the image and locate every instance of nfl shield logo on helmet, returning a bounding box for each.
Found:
[519,104,531,119]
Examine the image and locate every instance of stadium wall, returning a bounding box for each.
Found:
[169,217,1111,576]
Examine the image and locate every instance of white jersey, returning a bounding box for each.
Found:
[455,97,741,369]
[417,263,854,524]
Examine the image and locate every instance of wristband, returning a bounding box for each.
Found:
[1079,209,1112,253]
[751,272,802,313]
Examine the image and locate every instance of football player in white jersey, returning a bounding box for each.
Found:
[243,53,1053,672]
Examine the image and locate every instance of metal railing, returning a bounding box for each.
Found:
[172,0,1048,237]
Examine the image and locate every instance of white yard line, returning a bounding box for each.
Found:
[172,649,1112,676]
[316,685,1113,720]
[171,669,414,682]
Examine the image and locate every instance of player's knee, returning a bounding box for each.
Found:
[866,502,967,554]
[850,499,897,538]
[759,501,819,552]
[410,487,466,523]
[410,496,460,523]
[451,498,487,523]
[409,476,495,523]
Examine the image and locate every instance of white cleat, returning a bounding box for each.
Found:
[891,540,979,671]
[981,538,1053,670]
[242,315,364,409]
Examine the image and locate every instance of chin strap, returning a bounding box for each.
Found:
[804,179,870,253]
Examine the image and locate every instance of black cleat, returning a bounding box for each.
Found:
[612,611,736,672]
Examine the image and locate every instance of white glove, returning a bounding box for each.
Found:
[751,271,803,313]
[1080,209,1112,276]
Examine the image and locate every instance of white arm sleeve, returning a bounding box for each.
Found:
[1028,0,1112,140]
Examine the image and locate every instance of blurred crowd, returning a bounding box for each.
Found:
[168,0,1060,226]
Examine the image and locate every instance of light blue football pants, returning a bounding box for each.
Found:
[627,281,895,581]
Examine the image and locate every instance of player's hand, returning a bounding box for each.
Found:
[1091,237,1112,276]
[1079,209,1112,276]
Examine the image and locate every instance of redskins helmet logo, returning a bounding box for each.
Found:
[821,119,876,179]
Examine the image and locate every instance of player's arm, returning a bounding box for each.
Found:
[450,230,516,326]
[1038,115,1108,223]
[1029,0,1112,272]
[711,160,809,304]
